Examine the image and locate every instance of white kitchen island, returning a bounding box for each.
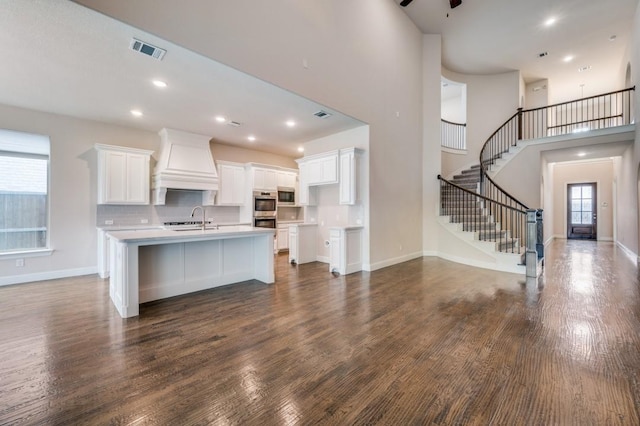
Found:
[107,226,275,318]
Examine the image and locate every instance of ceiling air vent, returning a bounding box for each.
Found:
[130,38,166,60]
[227,121,241,127]
[313,110,332,119]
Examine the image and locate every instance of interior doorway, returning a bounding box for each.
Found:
[567,183,597,240]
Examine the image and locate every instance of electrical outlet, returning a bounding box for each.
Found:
[104,219,114,225]
[16,258,24,267]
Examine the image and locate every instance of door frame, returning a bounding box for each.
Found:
[564,180,600,240]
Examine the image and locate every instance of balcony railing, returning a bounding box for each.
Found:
[441,119,466,150]
[519,87,635,140]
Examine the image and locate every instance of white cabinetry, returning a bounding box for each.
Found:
[252,166,278,191]
[305,151,339,186]
[277,224,289,251]
[329,226,363,275]
[288,224,317,264]
[216,161,246,205]
[95,144,153,205]
[277,171,297,188]
[297,162,316,206]
[339,148,361,205]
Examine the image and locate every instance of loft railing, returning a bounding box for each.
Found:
[441,119,467,150]
[478,86,635,254]
[438,175,526,254]
[519,87,635,139]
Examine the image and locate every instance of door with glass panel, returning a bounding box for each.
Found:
[567,183,597,240]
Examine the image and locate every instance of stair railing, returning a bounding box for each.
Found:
[438,175,526,254]
[478,86,636,253]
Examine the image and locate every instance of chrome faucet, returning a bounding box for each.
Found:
[190,206,206,230]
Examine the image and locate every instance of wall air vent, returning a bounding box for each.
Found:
[313,110,332,119]
[130,38,166,60]
[227,121,241,127]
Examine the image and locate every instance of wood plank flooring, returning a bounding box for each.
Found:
[1,239,639,424]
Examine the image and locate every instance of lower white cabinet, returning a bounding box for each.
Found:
[277,225,289,251]
[288,224,317,264]
[329,226,363,275]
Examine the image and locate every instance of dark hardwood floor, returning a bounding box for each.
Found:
[1,239,639,425]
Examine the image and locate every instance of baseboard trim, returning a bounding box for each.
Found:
[616,241,638,264]
[365,251,423,272]
[316,255,329,264]
[435,252,525,275]
[544,236,555,247]
[423,250,438,257]
[0,266,98,287]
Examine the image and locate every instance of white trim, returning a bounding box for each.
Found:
[441,147,467,155]
[0,248,54,260]
[598,237,613,242]
[316,255,329,264]
[616,241,638,264]
[364,251,423,272]
[422,250,438,256]
[544,235,555,246]
[434,251,525,275]
[0,266,98,287]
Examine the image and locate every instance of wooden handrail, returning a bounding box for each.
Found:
[523,86,635,114]
[437,175,526,214]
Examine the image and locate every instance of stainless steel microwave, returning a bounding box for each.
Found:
[277,187,295,206]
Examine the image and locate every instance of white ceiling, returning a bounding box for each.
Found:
[0,0,364,157]
[1,0,637,159]
[397,0,638,103]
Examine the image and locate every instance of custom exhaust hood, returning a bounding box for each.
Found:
[152,128,219,205]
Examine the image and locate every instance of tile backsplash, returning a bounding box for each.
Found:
[97,190,240,226]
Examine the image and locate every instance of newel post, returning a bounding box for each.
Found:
[516,107,523,141]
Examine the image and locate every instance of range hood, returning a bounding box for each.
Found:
[152,128,219,205]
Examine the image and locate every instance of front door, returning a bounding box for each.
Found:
[567,183,597,240]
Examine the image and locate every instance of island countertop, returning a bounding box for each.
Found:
[107,225,274,245]
[107,225,275,318]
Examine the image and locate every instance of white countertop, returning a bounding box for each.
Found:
[330,225,364,230]
[287,222,318,227]
[107,225,274,244]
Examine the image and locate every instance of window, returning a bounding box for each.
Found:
[0,129,50,254]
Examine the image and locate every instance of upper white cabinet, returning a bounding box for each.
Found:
[339,148,361,205]
[248,164,298,192]
[277,171,297,188]
[95,144,153,205]
[296,147,362,205]
[216,161,246,205]
[251,166,278,191]
[305,151,339,186]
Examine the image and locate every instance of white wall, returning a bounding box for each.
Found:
[524,79,549,110]
[0,103,158,283]
[551,160,614,241]
[440,69,521,177]
[614,2,640,258]
[423,35,443,256]
[210,143,297,169]
[75,0,426,270]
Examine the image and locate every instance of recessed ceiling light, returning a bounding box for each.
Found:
[544,17,556,26]
[215,116,226,123]
[563,55,574,63]
[152,80,167,88]
[130,109,143,117]
[297,147,304,153]
[247,135,256,142]
[286,120,296,128]
[577,152,587,156]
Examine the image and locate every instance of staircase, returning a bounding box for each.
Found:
[440,166,524,255]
